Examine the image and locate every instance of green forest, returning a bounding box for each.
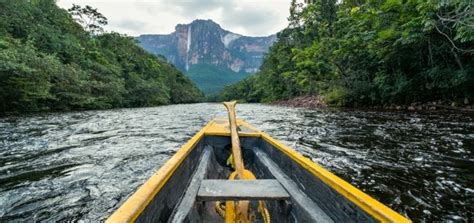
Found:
[220,0,473,107]
[0,0,203,114]
[187,64,250,95]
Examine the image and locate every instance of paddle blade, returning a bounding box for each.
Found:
[223,101,237,111]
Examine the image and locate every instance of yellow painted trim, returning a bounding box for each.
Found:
[203,117,261,137]
[260,132,411,223]
[204,132,261,137]
[106,120,214,223]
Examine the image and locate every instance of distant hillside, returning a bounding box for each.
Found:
[137,19,276,94]
[0,0,203,114]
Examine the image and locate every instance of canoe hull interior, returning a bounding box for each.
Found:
[135,135,377,223]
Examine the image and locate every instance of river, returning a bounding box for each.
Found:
[0,103,472,222]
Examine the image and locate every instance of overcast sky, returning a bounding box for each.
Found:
[57,0,293,37]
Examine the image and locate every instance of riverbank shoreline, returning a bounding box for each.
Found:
[271,95,327,108]
[270,95,474,112]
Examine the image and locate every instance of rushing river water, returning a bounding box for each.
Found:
[0,103,472,222]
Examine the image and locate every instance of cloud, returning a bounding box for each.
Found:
[163,0,235,16]
[115,19,146,33]
[56,0,292,36]
[218,1,287,36]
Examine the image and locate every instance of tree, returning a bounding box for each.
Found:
[0,0,202,114]
[219,0,473,108]
[434,0,474,46]
[68,4,108,35]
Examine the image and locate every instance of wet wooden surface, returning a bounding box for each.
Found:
[197,179,290,201]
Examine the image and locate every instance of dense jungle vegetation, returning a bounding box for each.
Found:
[0,0,203,114]
[220,0,473,107]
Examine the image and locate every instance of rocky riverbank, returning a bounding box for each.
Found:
[271,96,473,112]
[373,100,473,112]
[271,95,327,108]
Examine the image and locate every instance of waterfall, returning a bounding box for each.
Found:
[186,25,191,71]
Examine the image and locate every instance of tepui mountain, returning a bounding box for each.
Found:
[136,19,276,94]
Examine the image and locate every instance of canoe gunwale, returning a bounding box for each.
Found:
[260,132,410,223]
[106,119,410,223]
[106,121,211,223]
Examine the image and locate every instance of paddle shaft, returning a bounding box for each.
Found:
[223,101,245,178]
[223,101,270,223]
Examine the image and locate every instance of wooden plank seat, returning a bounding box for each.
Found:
[197,179,290,201]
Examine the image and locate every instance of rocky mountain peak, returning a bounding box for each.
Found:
[136,19,276,93]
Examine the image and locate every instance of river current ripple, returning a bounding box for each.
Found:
[0,103,472,222]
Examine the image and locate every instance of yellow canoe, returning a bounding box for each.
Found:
[107,118,410,222]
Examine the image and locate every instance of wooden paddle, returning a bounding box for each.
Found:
[223,101,270,223]
[223,101,245,178]
[223,101,252,222]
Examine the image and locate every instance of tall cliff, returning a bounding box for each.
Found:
[137,19,276,94]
